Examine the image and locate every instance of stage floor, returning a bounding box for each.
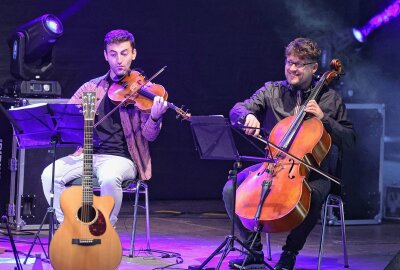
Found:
[0,200,398,270]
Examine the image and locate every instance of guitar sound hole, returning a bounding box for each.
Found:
[77,205,97,223]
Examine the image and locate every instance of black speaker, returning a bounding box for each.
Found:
[340,103,384,224]
[15,146,76,229]
[385,251,400,270]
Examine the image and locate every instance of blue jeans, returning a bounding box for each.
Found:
[41,154,136,225]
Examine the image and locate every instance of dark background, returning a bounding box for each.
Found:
[0,0,399,200]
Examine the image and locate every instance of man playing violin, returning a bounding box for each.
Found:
[41,29,168,226]
[223,37,355,270]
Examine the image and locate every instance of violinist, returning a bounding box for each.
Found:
[41,29,168,226]
[223,37,355,270]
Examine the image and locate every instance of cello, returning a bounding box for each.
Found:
[235,59,343,233]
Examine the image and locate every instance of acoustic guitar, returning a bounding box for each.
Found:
[50,92,122,270]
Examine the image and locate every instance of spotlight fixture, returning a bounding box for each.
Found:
[9,14,63,80]
[4,14,63,97]
[352,0,400,43]
[352,28,365,43]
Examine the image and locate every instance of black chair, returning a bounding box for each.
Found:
[265,193,349,269]
[265,145,349,269]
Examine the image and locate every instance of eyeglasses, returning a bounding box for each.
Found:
[285,60,316,69]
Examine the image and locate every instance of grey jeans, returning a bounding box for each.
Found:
[41,153,136,225]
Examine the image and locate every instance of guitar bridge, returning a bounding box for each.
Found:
[72,239,101,246]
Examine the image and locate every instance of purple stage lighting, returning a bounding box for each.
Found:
[353,0,400,43]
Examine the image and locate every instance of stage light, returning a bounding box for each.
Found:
[4,14,63,97]
[8,14,63,80]
[352,28,365,43]
[352,0,400,43]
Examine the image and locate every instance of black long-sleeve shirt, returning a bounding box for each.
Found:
[230,80,355,179]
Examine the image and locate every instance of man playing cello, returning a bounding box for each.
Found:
[223,37,355,270]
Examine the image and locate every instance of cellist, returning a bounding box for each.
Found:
[223,37,355,270]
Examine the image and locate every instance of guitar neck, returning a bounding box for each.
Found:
[83,118,94,205]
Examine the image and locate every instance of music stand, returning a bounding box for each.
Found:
[189,115,274,270]
[1,215,23,270]
[7,103,83,262]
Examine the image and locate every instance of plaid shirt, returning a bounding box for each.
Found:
[69,72,162,180]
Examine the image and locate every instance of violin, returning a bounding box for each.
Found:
[235,59,343,233]
[108,69,168,112]
[94,67,191,128]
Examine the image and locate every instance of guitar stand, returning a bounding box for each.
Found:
[23,136,59,264]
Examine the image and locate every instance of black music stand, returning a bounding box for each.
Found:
[189,115,274,270]
[7,103,83,262]
[1,215,23,270]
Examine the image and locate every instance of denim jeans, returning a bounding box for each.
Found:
[41,154,136,225]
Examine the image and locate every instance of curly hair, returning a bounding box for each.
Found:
[285,38,321,62]
[104,29,135,50]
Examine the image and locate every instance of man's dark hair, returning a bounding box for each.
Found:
[104,29,135,50]
[285,37,321,62]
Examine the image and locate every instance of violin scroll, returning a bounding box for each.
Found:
[175,105,191,121]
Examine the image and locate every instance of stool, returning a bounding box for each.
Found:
[67,177,150,257]
[265,194,349,269]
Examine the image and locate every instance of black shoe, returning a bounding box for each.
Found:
[229,250,265,269]
[273,251,296,270]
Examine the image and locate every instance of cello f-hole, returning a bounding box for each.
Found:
[288,159,296,179]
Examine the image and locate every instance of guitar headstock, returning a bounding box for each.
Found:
[82,92,96,120]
